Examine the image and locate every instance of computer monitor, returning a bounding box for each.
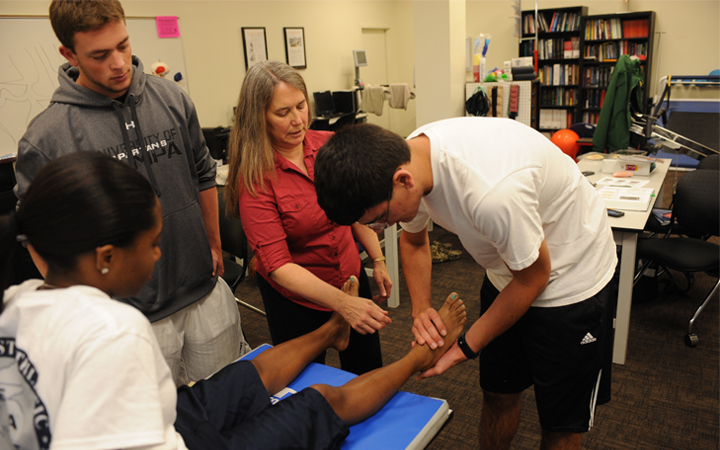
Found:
[353,50,368,67]
[313,91,335,117]
[333,90,357,114]
[202,126,230,161]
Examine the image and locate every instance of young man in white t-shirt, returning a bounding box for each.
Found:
[315,117,618,450]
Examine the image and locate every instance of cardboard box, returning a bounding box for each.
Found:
[511,56,533,68]
[617,155,656,176]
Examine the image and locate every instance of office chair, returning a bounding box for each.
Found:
[696,154,720,171]
[0,161,42,285]
[217,189,266,316]
[635,169,719,346]
[201,127,231,162]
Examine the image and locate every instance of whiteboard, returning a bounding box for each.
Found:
[0,16,189,158]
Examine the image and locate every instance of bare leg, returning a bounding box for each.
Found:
[250,278,356,395]
[312,292,467,424]
[540,430,581,450]
[479,391,521,450]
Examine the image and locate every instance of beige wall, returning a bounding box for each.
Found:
[2,0,718,132]
[0,0,416,134]
[466,0,720,100]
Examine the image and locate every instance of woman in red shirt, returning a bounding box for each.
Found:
[224,61,392,374]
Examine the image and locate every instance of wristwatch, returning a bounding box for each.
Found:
[457,332,480,360]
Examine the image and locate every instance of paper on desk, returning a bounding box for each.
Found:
[216,164,228,186]
[594,177,650,188]
[596,186,655,211]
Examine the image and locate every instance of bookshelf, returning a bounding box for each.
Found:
[579,11,656,125]
[519,6,587,132]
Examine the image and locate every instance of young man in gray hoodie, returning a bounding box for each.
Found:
[14,0,249,385]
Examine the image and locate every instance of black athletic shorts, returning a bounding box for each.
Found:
[175,360,350,450]
[478,276,613,433]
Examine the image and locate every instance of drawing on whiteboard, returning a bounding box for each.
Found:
[1,17,189,158]
[0,42,65,156]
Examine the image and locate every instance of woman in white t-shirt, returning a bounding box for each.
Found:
[0,152,467,450]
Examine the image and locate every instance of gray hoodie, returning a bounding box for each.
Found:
[15,56,217,322]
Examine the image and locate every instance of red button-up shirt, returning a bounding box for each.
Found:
[238,130,361,310]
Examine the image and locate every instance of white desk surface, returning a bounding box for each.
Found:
[578,158,672,364]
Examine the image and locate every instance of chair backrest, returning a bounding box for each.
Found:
[696,154,720,171]
[569,122,596,138]
[217,189,248,262]
[673,169,720,237]
[202,127,231,161]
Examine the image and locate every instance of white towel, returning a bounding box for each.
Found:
[388,83,415,109]
[361,84,389,116]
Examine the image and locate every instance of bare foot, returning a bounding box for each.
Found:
[327,312,351,352]
[414,293,467,372]
[341,276,360,297]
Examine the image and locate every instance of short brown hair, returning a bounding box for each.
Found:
[49,0,125,53]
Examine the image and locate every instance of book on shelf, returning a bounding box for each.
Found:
[582,111,600,125]
[585,18,623,40]
[622,19,649,38]
[572,37,580,58]
[539,109,572,130]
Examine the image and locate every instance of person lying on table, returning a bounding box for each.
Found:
[0,151,467,450]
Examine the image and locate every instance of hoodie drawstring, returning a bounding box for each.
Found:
[112,97,162,197]
[112,102,136,169]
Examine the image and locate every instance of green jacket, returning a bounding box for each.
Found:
[592,55,644,153]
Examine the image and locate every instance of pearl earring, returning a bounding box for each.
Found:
[101,267,109,275]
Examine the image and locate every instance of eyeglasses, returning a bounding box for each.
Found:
[366,187,393,231]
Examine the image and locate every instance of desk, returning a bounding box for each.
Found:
[577,158,671,364]
[382,226,399,308]
[310,113,367,131]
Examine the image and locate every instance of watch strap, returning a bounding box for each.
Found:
[457,332,480,360]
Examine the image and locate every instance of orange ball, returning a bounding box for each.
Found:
[551,129,580,160]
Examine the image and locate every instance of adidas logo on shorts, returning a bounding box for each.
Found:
[580,333,597,345]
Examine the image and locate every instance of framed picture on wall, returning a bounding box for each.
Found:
[283,27,306,69]
[241,27,268,70]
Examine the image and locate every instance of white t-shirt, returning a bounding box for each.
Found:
[0,280,188,450]
[403,117,617,307]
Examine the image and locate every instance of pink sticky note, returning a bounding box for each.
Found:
[156,16,180,38]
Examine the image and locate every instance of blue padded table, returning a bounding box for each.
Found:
[240,344,451,450]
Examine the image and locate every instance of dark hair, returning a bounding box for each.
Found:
[315,123,411,225]
[49,0,126,53]
[0,152,158,294]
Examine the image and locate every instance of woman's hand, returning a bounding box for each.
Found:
[412,307,447,349]
[371,260,393,303]
[339,294,391,334]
